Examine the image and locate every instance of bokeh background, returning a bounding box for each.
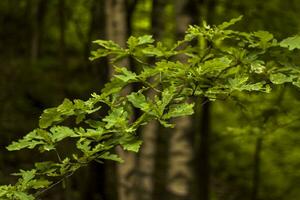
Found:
[1,0,300,200]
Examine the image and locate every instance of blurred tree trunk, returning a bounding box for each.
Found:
[194,1,216,200]
[84,0,105,66]
[30,0,47,64]
[155,1,196,200]
[126,0,138,36]
[83,0,108,85]
[124,1,156,200]
[58,0,66,67]
[197,99,211,200]
[79,2,111,199]
[58,3,68,199]
[105,0,128,74]
[152,0,168,39]
[105,1,137,200]
[150,1,172,200]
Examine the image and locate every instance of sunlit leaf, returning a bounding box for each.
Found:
[280,35,300,50]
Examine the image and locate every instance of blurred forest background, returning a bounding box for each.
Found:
[1,0,300,200]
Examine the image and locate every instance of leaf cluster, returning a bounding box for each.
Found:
[1,16,300,199]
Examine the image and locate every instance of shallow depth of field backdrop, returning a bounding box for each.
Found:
[1,0,300,200]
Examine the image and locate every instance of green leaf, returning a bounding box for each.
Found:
[93,40,121,49]
[7,130,45,151]
[39,108,63,129]
[101,78,126,98]
[292,78,300,88]
[127,92,150,112]
[250,31,275,49]
[39,97,102,128]
[154,85,177,117]
[90,40,127,61]
[57,99,74,115]
[127,35,154,50]
[76,139,92,154]
[103,107,128,129]
[280,35,300,50]
[163,103,194,119]
[158,119,174,128]
[15,170,36,184]
[76,139,108,156]
[7,127,75,152]
[201,57,232,74]
[31,179,52,189]
[7,140,44,151]
[13,191,35,200]
[138,67,158,80]
[50,126,77,142]
[0,185,11,197]
[270,73,294,84]
[99,152,124,163]
[74,99,101,115]
[34,161,57,174]
[161,85,176,108]
[228,76,249,89]
[253,31,273,42]
[184,25,202,41]
[137,35,155,45]
[142,46,164,57]
[120,135,143,152]
[240,82,265,91]
[250,60,265,74]
[39,99,74,129]
[114,67,137,82]
[218,15,243,30]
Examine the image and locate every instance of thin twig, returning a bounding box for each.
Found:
[34,172,74,198]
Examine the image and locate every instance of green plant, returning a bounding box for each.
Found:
[1,16,300,199]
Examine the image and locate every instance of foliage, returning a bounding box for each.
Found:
[1,17,300,199]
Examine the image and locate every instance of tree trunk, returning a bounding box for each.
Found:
[193,1,216,200]
[105,1,136,200]
[198,99,211,200]
[159,1,195,200]
[149,1,173,200]
[151,0,169,39]
[127,1,170,200]
[105,0,128,73]
[30,0,47,64]
[58,0,66,67]
[84,0,108,85]
[126,0,138,37]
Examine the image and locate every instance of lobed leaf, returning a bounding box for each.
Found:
[280,35,300,50]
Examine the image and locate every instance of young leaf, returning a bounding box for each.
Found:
[39,108,64,129]
[127,92,150,112]
[7,130,45,151]
[99,152,124,163]
[12,191,35,200]
[218,15,243,30]
[253,31,273,41]
[250,31,275,49]
[280,35,300,50]
[292,79,300,88]
[39,99,74,128]
[270,73,294,84]
[127,35,154,50]
[201,57,232,74]
[163,103,194,119]
[103,107,128,129]
[114,67,137,82]
[49,126,77,142]
[119,135,143,152]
